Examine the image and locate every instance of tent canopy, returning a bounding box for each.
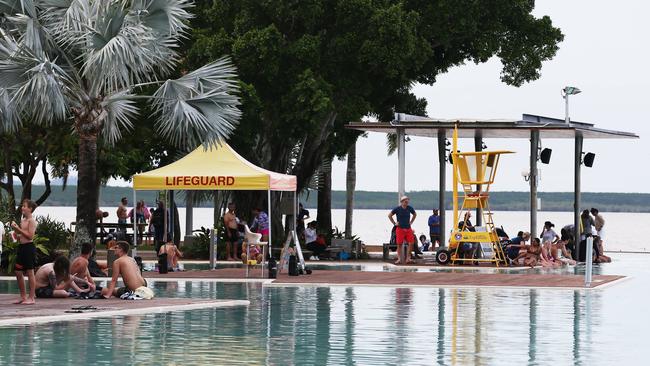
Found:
[133,143,296,191]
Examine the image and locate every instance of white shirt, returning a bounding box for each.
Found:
[304,227,317,243]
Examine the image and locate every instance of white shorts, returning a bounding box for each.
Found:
[597,227,605,240]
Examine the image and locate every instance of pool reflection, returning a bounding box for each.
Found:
[0,280,603,365]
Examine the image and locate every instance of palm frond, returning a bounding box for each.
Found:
[130,0,192,36]
[81,1,178,94]
[0,0,37,17]
[9,51,71,124]
[38,0,93,46]
[101,89,138,144]
[151,57,241,149]
[0,87,18,132]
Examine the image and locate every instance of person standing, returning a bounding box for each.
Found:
[590,208,611,263]
[117,197,128,232]
[428,209,441,249]
[296,203,310,240]
[250,207,270,243]
[223,202,241,261]
[591,207,605,241]
[12,199,38,305]
[388,196,417,265]
[151,201,167,253]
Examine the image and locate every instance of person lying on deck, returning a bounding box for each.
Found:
[102,241,147,298]
[34,256,88,298]
[70,242,97,291]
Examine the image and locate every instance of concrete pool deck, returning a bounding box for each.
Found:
[0,295,249,327]
[268,271,625,290]
[136,267,625,290]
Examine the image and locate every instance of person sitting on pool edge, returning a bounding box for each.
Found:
[159,240,184,271]
[505,231,530,264]
[34,256,89,298]
[102,241,148,298]
[70,242,98,291]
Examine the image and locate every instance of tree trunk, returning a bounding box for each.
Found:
[344,142,356,239]
[34,158,52,207]
[317,162,332,235]
[71,134,98,259]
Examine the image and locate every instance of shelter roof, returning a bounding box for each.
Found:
[133,143,296,191]
[347,114,639,139]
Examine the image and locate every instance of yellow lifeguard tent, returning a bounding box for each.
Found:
[132,143,298,271]
[436,126,513,266]
[133,143,296,191]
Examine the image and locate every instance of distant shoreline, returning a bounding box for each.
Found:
[7,185,650,212]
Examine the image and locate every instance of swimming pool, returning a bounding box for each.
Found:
[0,253,647,365]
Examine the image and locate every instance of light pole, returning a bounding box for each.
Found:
[562,86,581,124]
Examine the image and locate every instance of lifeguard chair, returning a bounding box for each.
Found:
[435,126,513,266]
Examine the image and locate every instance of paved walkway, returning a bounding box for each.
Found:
[0,294,248,327]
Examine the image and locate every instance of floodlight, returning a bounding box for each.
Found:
[563,86,582,96]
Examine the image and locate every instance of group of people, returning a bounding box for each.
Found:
[12,198,148,304]
[387,194,611,268]
[503,208,611,268]
[114,197,169,249]
[222,202,270,263]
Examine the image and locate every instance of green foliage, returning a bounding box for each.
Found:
[0,1,241,258]
[186,0,563,194]
[184,226,211,259]
[326,226,360,245]
[184,222,228,260]
[35,215,71,254]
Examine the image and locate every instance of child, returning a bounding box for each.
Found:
[419,234,431,252]
[12,199,38,305]
[241,239,263,264]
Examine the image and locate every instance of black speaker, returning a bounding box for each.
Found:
[540,148,552,164]
[583,152,595,167]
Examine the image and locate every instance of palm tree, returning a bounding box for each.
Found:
[0,1,240,257]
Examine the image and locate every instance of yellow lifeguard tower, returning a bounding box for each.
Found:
[435,126,513,266]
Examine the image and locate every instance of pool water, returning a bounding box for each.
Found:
[0,253,648,365]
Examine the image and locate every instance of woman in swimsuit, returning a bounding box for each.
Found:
[523,238,542,268]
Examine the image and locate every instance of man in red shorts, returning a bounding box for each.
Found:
[388,196,417,264]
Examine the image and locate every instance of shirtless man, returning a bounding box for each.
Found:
[158,241,183,270]
[102,241,147,298]
[70,242,97,291]
[223,202,241,261]
[117,197,128,232]
[13,199,38,304]
[34,256,88,298]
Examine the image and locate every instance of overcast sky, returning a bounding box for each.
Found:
[330,0,649,193]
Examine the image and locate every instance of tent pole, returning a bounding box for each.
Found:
[262,187,273,278]
[169,190,175,245]
[132,189,137,257]
[267,189,272,254]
